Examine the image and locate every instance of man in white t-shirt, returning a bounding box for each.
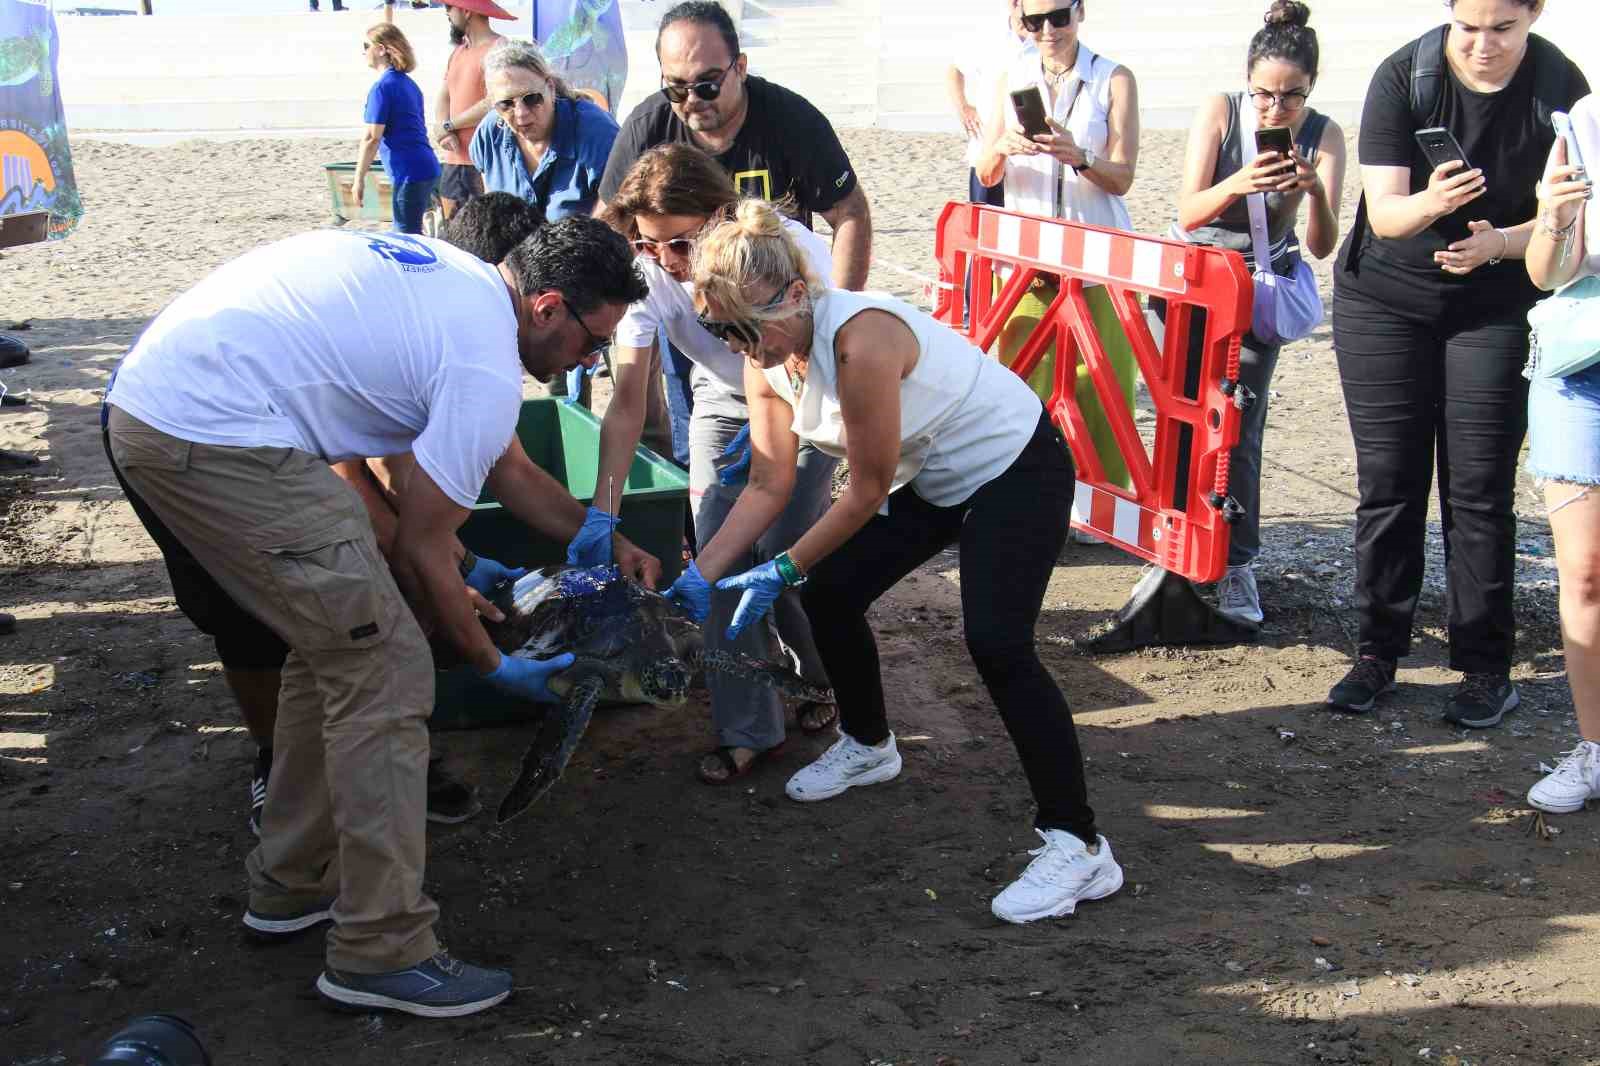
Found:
[104,217,650,1019]
[946,0,1032,208]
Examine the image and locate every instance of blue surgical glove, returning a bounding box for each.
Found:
[717,423,753,487]
[481,651,576,704]
[716,560,786,640]
[563,362,600,406]
[463,554,527,597]
[664,561,713,623]
[566,505,618,567]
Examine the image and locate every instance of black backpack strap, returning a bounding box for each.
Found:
[1409,25,1450,128]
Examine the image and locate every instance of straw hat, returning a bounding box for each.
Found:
[448,0,518,20]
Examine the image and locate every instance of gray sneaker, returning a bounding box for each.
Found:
[317,950,511,1018]
[1216,564,1263,625]
[1442,673,1519,729]
[243,899,333,940]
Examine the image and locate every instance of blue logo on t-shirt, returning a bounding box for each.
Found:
[363,233,441,273]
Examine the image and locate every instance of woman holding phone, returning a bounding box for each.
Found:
[975,0,1141,507]
[1327,0,1587,724]
[1524,95,1600,813]
[1170,1,1346,624]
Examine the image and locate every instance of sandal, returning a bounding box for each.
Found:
[795,701,839,735]
[696,744,782,785]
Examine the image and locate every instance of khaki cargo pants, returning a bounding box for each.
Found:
[107,407,440,974]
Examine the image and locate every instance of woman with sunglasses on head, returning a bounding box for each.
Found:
[975,0,1141,521]
[355,23,441,235]
[469,39,618,222]
[664,200,1124,923]
[1168,1,1347,624]
[581,146,840,784]
[1326,0,1587,724]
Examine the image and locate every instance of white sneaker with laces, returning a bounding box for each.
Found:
[991,830,1124,923]
[1528,739,1600,814]
[785,730,902,802]
[1217,564,1263,625]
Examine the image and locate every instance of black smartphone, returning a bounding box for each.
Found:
[1255,125,1294,159]
[1415,126,1472,172]
[1010,87,1051,139]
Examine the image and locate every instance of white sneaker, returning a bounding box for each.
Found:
[1528,740,1600,814]
[991,830,1124,923]
[1216,564,1263,625]
[1069,526,1104,546]
[785,730,902,802]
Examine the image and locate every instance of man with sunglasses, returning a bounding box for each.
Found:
[102,217,652,1018]
[432,0,517,220]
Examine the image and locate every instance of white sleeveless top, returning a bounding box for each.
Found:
[763,291,1042,508]
[1003,43,1132,230]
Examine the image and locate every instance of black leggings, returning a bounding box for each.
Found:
[1332,288,1530,673]
[800,412,1097,843]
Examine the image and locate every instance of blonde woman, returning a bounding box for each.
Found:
[663,200,1124,924]
[355,23,440,234]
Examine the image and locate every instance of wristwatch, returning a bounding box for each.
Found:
[442,118,455,133]
[1082,148,1096,170]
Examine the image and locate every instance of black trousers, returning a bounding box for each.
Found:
[800,412,1097,843]
[1332,287,1530,673]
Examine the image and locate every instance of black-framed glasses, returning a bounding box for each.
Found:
[695,278,798,348]
[630,235,696,259]
[1019,1,1080,34]
[660,65,734,104]
[493,91,546,115]
[1247,87,1310,112]
[562,297,612,359]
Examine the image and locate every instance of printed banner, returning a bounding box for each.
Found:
[529,0,627,113]
[0,0,79,240]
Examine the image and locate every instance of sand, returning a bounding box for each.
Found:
[1,127,1595,1065]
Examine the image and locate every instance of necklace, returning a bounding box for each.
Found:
[785,355,807,397]
[1042,42,1081,86]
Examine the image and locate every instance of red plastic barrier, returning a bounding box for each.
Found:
[932,203,1253,585]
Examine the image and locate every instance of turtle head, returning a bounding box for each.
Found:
[636,657,691,707]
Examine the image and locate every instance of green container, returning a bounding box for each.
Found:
[433,398,690,730]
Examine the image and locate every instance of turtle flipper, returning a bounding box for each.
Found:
[495,673,605,823]
[698,649,833,705]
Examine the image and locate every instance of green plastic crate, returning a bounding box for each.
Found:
[433,398,689,730]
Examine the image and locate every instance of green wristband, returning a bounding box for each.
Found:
[775,551,806,587]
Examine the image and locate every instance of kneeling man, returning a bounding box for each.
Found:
[104,217,650,1017]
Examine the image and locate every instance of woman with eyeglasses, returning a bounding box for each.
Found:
[1168,1,1346,624]
[355,23,441,235]
[469,39,618,222]
[1326,0,1588,724]
[975,0,1142,528]
[661,200,1123,923]
[580,146,839,784]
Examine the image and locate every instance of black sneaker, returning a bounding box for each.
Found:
[243,899,334,941]
[317,949,511,1018]
[1442,673,1519,729]
[249,746,272,837]
[426,757,481,824]
[1326,656,1397,713]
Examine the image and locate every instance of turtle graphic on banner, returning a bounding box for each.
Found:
[529,0,627,113]
[0,0,80,240]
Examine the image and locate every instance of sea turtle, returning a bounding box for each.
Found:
[482,564,831,823]
[0,30,53,96]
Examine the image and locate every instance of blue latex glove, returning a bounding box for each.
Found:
[464,554,527,597]
[480,651,576,704]
[562,362,600,406]
[717,423,752,487]
[565,505,618,567]
[716,560,786,639]
[664,561,713,623]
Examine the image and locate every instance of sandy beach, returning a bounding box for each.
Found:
[2,127,1595,1065]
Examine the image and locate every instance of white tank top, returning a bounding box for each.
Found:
[1003,43,1132,231]
[763,291,1042,508]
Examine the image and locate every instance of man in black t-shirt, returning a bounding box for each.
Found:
[596,1,873,290]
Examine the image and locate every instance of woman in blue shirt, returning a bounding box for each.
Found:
[471,39,618,222]
[356,23,441,235]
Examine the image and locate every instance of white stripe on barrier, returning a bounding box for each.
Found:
[996,213,1023,259]
[1071,481,1091,526]
[1112,494,1142,547]
[1038,221,1066,268]
[1081,229,1112,278]
[1131,239,1165,290]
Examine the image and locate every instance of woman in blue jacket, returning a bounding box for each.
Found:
[356,23,441,235]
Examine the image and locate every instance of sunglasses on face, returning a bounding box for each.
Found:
[1020,1,1080,33]
[1247,88,1310,111]
[695,279,799,348]
[562,297,612,359]
[660,65,733,104]
[631,234,696,259]
[493,91,546,115]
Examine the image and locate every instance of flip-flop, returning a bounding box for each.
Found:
[696,744,783,786]
[795,701,839,735]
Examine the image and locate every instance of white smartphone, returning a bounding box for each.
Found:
[1552,111,1587,179]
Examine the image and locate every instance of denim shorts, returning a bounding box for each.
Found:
[1528,361,1600,485]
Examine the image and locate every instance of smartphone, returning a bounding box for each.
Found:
[1415,126,1472,173]
[1551,111,1588,179]
[1255,125,1294,159]
[1010,87,1051,139]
